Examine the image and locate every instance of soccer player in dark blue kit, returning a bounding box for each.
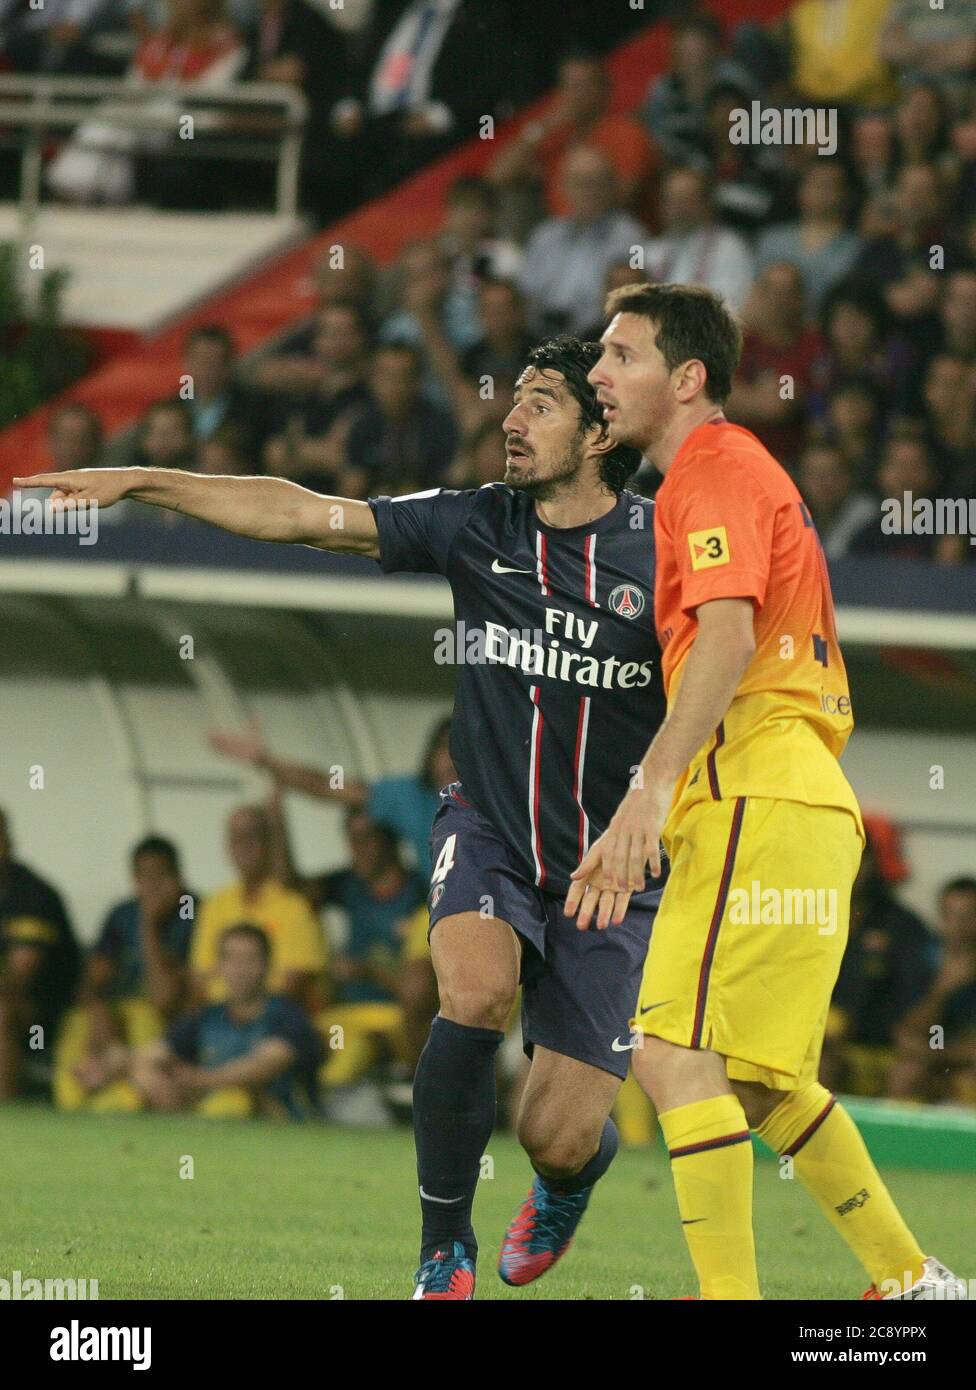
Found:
[19,338,668,1301]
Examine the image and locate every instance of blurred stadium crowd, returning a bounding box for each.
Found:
[35,3,976,562]
[3,3,976,1126]
[1,714,975,1128]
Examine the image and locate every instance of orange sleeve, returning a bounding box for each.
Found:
[665,452,777,615]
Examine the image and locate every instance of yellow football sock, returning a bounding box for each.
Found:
[757,1083,925,1291]
[659,1094,760,1300]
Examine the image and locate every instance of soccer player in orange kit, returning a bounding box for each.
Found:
[566,281,966,1301]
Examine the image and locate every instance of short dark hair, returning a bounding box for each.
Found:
[132,835,180,873]
[603,282,743,405]
[941,876,976,899]
[822,278,888,340]
[448,175,495,210]
[186,324,235,358]
[522,336,642,494]
[219,922,271,963]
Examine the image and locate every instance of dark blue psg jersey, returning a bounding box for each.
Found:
[368,484,668,899]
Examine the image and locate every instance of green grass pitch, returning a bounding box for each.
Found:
[5,1104,972,1300]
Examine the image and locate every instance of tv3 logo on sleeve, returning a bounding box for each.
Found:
[688,526,730,571]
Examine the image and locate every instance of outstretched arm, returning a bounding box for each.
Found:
[14,467,380,556]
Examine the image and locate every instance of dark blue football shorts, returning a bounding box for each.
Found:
[426,785,658,1080]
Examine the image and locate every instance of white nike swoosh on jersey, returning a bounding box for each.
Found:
[419,1186,465,1204]
[491,559,534,574]
[611,1037,638,1052]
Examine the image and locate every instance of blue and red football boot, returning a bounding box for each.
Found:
[498,1176,592,1286]
[412,1242,476,1300]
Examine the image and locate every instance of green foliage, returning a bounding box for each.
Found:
[0,243,91,428]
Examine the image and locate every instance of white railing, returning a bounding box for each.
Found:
[0,74,307,221]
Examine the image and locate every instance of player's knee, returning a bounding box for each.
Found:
[520,1123,597,1180]
[436,976,513,1032]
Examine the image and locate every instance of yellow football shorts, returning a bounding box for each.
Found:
[634,796,863,1090]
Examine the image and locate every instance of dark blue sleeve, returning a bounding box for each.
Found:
[268,998,323,1069]
[94,905,125,959]
[368,488,479,576]
[166,1009,203,1062]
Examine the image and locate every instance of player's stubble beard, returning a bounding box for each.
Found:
[504,431,591,503]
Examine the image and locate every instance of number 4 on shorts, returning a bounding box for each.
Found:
[431,833,457,885]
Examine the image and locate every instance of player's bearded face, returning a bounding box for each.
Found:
[503,367,589,498]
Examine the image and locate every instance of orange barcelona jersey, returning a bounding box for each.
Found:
[653,419,863,833]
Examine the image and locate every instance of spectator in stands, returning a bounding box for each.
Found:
[937,268,976,360]
[727,261,822,469]
[519,145,646,337]
[208,714,455,877]
[53,836,194,1112]
[822,379,886,486]
[46,0,246,205]
[880,0,976,99]
[892,81,955,176]
[796,439,879,559]
[850,428,966,562]
[641,14,758,171]
[810,281,910,419]
[342,342,457,497]
[922,353,976,492]
[189,804,326,1010]
[323,0,519,208]
[0,808,80,1102]
[183,325,265,454]
[262,303,372,492]
[642,165,753,312]
[780,0,897,108]
[756,161,864,312]
[411,277,533,436]
[0,0,111,75]
[851,112,895,199]
[379,239,483,406]
[132,922,321,1117]
[889,877,976,1105]
[132,400,196,470]
[46,404,104,472]
[699,80,790,236]
[447,415,506,489]
[490,45,656,233]
[821,834,937,1097]
[279,808,428,1099]
[853,163,963,329]
[441,176,522,299]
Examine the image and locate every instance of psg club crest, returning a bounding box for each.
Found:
[430,882,445,909]
[608,584,645,619]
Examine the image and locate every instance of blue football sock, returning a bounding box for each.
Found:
[536,1117,619,1195]
[413,1015,503,1263]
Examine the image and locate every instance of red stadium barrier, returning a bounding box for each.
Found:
[0,0,790,484]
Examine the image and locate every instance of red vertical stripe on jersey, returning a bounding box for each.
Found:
[528,684,547,887]
[536,532,551,597]
[573,695,592,859]
[584,533,598,607]
[690,796,746,1048]
[706,720,725,800]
